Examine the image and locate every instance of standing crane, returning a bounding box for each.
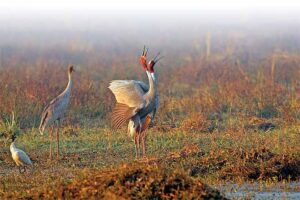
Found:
[39,65,74,160]
[10,134,33,173]
[109,47,161,158]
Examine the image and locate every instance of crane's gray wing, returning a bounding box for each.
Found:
[109,80,146,128]
[39,97,59,130]
[39,93,69,131]
[152,94,159,120]
[135,80,159,120]
[17,150,32,165]
[134,80,148,92]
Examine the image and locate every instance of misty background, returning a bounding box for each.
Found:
[1,1,300,128]
[0,1,299,69]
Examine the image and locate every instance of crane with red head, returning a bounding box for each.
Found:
[108,46,161,158]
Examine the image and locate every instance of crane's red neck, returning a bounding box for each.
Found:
[148,60,155,73]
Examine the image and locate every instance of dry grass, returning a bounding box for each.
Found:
[1,35,300,198]
[45,165,225,199]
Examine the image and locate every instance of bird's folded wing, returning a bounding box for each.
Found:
[39,97,59,129]
[152,93,160,119]
[135,81,159,120]
[134,80,149,93]
[42,96,59,114]
[109,80,146,128]
[17,151,32,165]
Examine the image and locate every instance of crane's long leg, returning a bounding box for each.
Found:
[134,135,138,159]
[141,131,146,157]
[56,120,60,161]
[141,116,151,157]
[136,134,140,158]
[49,126,54,160]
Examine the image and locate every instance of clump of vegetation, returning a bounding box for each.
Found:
[180,113,221,133]
[0,112,20,138]
[180,113,209,133]
[171,147,300,182]
[258,104,279,119]
[244,117,277,132]
[217,148,300,181]
[35,165,225,199]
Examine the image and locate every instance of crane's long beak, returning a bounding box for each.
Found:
[142,45,148,57]
[153,52,164,63]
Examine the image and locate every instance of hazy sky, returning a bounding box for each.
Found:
[1,0,299,13]
[0,0,299,31]
[0,0,299,54]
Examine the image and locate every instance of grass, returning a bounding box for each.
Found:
[0,123,299,198]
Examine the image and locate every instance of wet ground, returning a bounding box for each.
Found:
[217,181,300,199]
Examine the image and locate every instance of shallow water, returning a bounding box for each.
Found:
[216,181,300,200]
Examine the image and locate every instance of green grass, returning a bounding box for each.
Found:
[1,126,299,168]
[0,119,300,198]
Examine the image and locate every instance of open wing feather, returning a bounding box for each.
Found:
[109,80,146,107]
[111,103,136,128]
[109,80,147,128]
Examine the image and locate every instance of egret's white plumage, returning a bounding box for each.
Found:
[10,137,32,173]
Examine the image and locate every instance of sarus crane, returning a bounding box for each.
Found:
[109,47,161,158]
[39,65,74,160]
